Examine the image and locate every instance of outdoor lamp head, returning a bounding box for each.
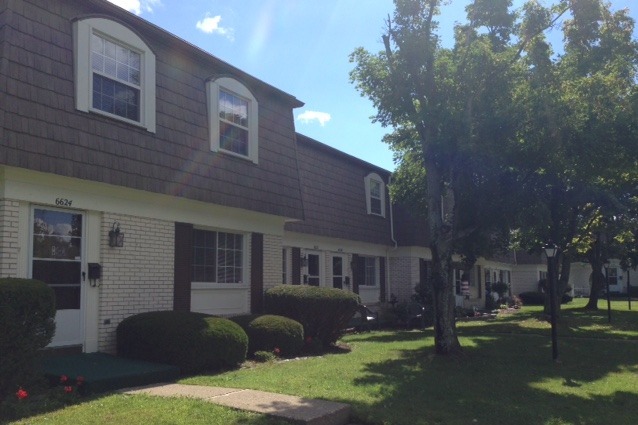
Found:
[544,244,558,258]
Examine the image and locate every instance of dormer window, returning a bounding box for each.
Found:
[207,77,259,164]
[91,34,141,121]
[364,173,386,217]
[74,18,156,132]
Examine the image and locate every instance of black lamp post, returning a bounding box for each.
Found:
[544,244,559,362]
[604,260,612,323]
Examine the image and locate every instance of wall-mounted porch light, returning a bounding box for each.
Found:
[108,221,124,247]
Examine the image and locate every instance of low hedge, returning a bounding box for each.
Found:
[264,285,360,348]
[116,311,247,374]
[518,291,573,306]
[230,314,304,358]
[0,278,55,402]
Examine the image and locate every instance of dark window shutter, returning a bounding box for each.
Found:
[477,265,482,299]
[292,247,301,285]
[174,222,193,311]
[379,256,386,302]
[251,233,264,313]
[420,259,432,285]
[352,254,363,294]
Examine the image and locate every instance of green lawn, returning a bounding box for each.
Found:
[7,299,638,425]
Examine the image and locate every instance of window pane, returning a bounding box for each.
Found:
[219,122,249,156]
[364,257,376,286]
[32,260,81,309]
[370,198,382,215]
[370,180,381,197]
[92,74,140,121]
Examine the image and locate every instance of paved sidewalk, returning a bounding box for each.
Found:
[122,383,352,425]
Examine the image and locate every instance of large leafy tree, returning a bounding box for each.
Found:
[350,0,523,355]
[511,0,638,314]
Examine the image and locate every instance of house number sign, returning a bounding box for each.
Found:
[55,198,73,207]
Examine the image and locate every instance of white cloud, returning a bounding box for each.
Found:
[297,111,332,127]
[107,0,161,15]
[196,14,234,41]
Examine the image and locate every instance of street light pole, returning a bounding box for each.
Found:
[545,244,559,362]
[605,262,611,323]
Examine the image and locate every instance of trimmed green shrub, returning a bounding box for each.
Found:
[519,291,573,305]
[231,314,304,357]
[117,311,247,374]
[0,278,55,402]
[519,291,545,305]
[264,285,360,348]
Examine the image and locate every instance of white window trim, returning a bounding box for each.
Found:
[74,18,156,132]
[364,173,386,217]
[207,77,259,164]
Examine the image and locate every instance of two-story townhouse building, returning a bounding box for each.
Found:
[1,0,306,353]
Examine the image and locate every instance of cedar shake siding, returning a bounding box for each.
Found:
[286,134,392,245]
[0,0,304,220]
[393,203,430,247]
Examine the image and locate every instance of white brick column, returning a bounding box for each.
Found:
[0,199,20,278]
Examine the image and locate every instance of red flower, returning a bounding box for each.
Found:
[60,374,68,384]
[273,347,281,355]
[305,336,313,343]
[64,386,73,394]
[16,388,28,400]
[76,376,85,385]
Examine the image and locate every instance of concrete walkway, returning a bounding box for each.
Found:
[122,383,353,425]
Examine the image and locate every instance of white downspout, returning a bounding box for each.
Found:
[387,174,398,301]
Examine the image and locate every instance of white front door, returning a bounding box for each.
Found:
[331,254,347,289]
[305,251,322,286]
[31,208,85,347]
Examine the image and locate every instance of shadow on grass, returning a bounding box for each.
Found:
[345,324,638,425]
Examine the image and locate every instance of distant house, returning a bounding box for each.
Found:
[0,0,535,355]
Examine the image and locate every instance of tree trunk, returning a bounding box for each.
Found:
[586,261,605,310]
[423,146,462,356]
[430,244,462,355]
[585,239,604,310]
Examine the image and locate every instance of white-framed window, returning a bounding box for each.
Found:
[207,77,259,164]
[364,173,386,217]
[74,18,156,132]
[192,229,244,284]
[363,256,378,286]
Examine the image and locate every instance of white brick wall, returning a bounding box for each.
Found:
[0,199,20,278]
[98,213,174,353]
[263,234,282,291]
[390,256,420,302]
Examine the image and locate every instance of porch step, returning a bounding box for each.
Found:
[40,353,179,394]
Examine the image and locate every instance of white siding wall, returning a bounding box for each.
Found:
[511,265,543,295]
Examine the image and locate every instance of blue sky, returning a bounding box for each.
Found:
[107,0,637,171]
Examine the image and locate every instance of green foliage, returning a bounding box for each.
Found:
[116,311,247,374]
[0,278,55,402]
[491,281,510,298]
[264,285,360,348]
[518,291,545,306]
[253,351,278,363]
[230,314,304,358]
